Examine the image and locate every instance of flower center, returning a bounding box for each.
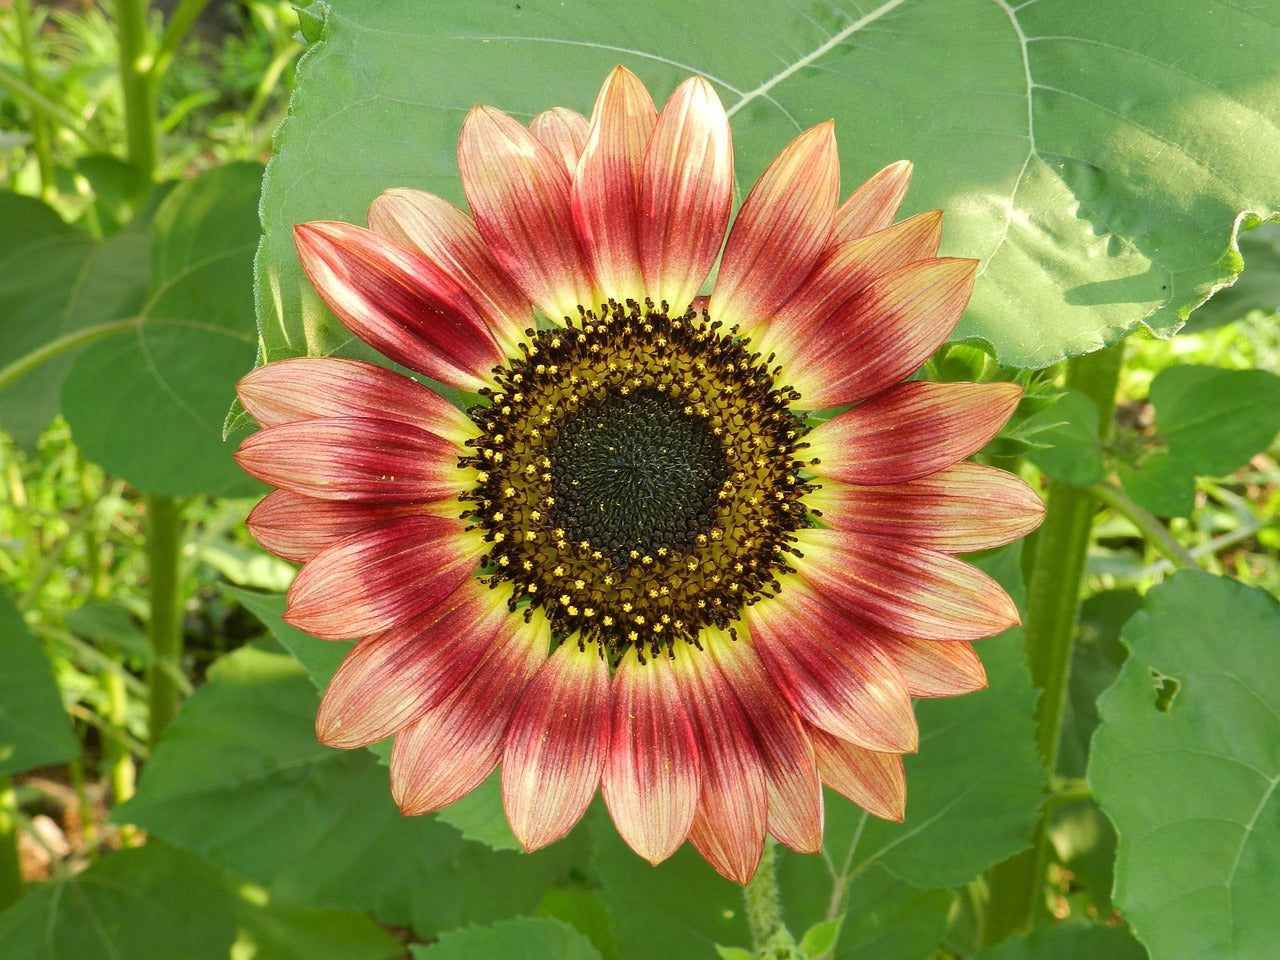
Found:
[460,301,814,658]
[547,388,727,565]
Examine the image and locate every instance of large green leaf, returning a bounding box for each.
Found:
[62,163,265,497]
[977,922,1148,960]
[114,642,580,935]
[1089,571,1280,960]
[257,0,1280,373]
[0,586,78,776]
[231,899,405,960]
[0,842,237,960]
[0,192,151,448]
[411,917,602,960]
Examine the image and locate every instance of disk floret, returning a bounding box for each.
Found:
[459,300,814,657]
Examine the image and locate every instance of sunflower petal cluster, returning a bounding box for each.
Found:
[236,67,1043,884]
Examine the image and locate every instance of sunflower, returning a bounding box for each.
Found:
[235,67,1043,884]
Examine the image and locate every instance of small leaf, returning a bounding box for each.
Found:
[714,947,756,960]
[798,916,843,957]
[535,887,621,960]
[1023,389,1106,486]
[413,917,602,960]
[1149,365,1280,476]
[0,586,78,775]
[1089,571,1280,960]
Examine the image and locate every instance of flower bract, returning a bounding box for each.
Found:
[236,66,1044,884]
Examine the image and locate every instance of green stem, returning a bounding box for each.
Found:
[116,0,158,175]
[146,493,184,748]
[152,0,214,81]
[744,837,800,959]
[12,0,54,201]
[983,343,1125,943]
[1085,482,1198,570]
[0,68,113,154]
[0,777,22,910]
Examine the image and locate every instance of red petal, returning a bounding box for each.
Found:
[761,210,943,356]
[246,490,432,563]
[315,582,505,748]
[876,636,987,698]
[746,592,917,753]
[390,611,548,814]
[234,417,468,505]
[285,515,481,639]
[573,66,657,304]
[671,638,767,885]
[637,77,733,312]
[293,221,502,391]
[367,189,532,353]
[792,529,1021,642]
[831,160,912,243]
[709,122,839,338]
[713,638,823,853]
[790,258,978,407]
[808,726,906,822]
[807,462,1045,553]
[807,381,1023,485]
[237,357,474,440]
[459,105,596,322]
[601,648,700,865]
[530,107,590,171]
[502,640,611,851]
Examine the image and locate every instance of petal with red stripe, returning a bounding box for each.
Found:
[285,514,482,639]
[806,381,1023,485]
[792,529,1021,642]
[831,160,913,243]
[391,609,549,814]
[806,462,1045,553]
[246,490,433,563]
[293,221,502,391]
[746,592,917,753]
[460,105,596,322]
[602,648,700,865]
[502,640,611,851]
[637,77,733,313]
[530,107,590,172]
[876,636,987,698]
[809,725,906,822]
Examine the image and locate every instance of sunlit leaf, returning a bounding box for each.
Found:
[1089,571,1280,960]
[258,0,1280,372]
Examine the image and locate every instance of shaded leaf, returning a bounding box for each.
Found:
[1023,389,1105,486]
[62,163,265,497]
[977,921,1148,960]
[411,917,602,960]
[0,586,77,776]
[231,897,405,960]
[0,842,236,960]
[1089,571,1280,960]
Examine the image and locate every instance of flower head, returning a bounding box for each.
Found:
[236,67,1044,883]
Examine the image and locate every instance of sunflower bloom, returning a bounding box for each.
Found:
[235,67,1044,884]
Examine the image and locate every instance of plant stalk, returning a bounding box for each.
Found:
[145,493,184,748]
[12,0,55,201]
[116,0,158,175]
[982,343,1125,942]
[0,777,23,910]
[1085,482,1198,570]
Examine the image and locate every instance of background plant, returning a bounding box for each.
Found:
[0,2,1277,959]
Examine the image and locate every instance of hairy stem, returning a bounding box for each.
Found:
[983,343,1125,942]
[744,838,802,958]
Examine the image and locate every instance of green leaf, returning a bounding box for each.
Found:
[412,917,602,960]
[258,1,1280,375]
[115,643,580,934]
[1188,222,1280,330]
[1116,451,1197,519]
[1046,797,1119,919]
[714,947,755,960]
[798,916,843,957]
[1023,389,1105,486]
[535,887,621,960]
[0,586,78,775]
[1149,365,1280,476]
[1088,571,1280,960]
[0,192,151,448]
[231,897,405,960]
[0,842,237,960]
[62,163,265,497]
[976,921,1148,960]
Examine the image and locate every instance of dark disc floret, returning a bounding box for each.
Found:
[458,300,815,659]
